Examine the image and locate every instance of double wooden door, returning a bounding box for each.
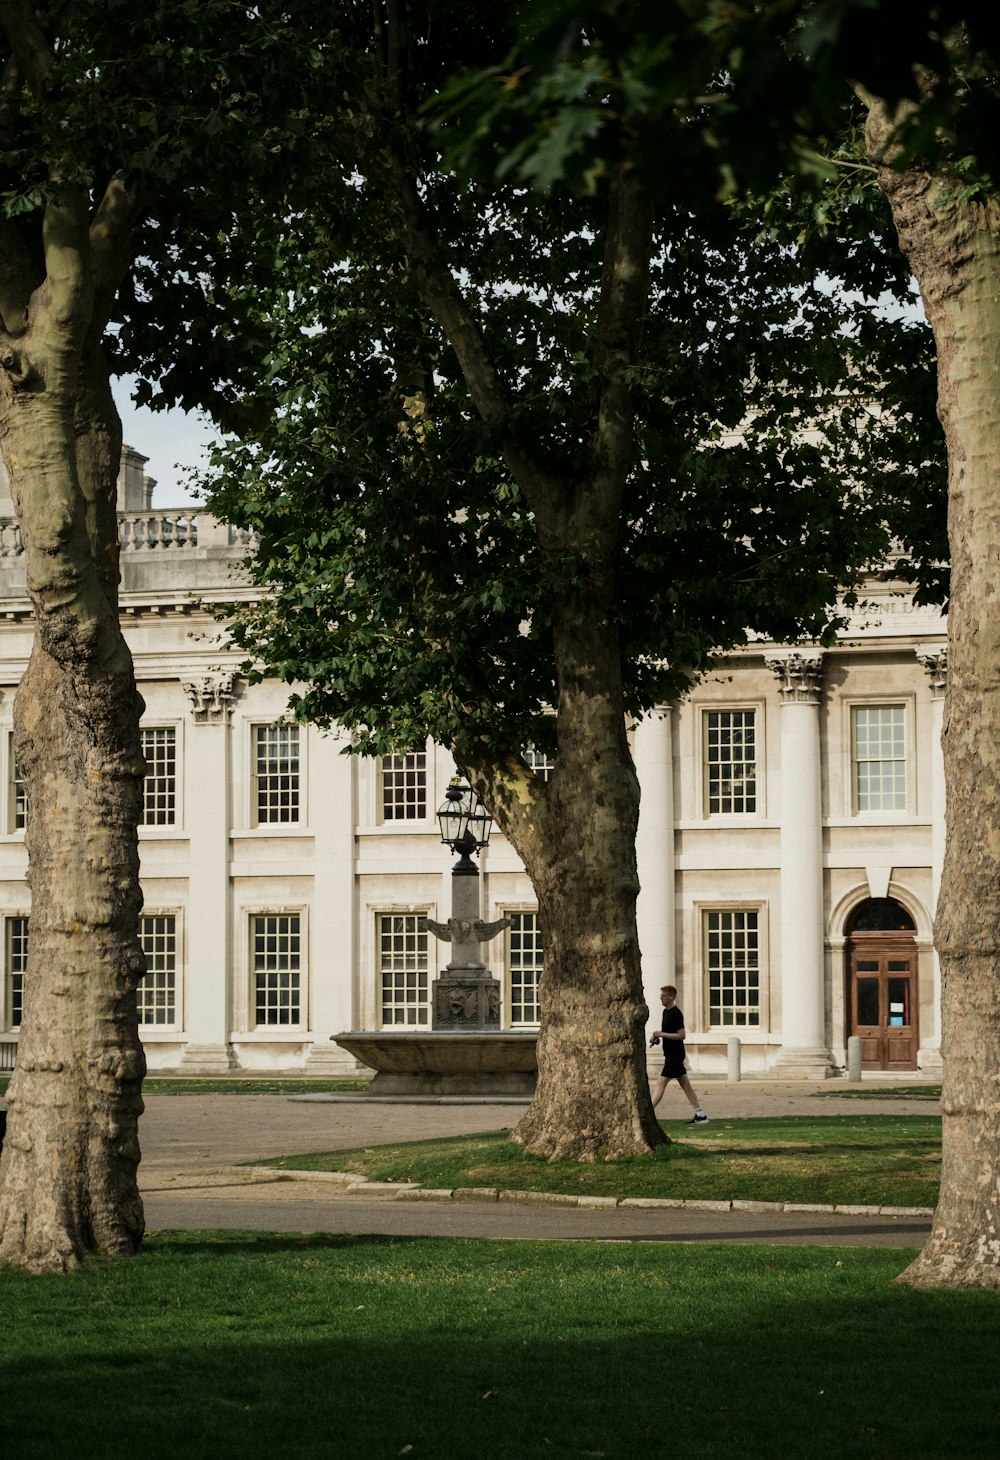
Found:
[847,934,918,1071]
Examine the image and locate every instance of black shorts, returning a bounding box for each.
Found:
[661,1055,686,1080]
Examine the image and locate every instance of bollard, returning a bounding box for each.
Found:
[847,1035,863,1082]
[727,1036,742,1082]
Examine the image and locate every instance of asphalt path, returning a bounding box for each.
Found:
[137,1081,937,1248]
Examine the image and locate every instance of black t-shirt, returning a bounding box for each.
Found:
[661,1004,685,1065]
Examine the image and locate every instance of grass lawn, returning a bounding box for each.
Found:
[1,1233,997,1459]
[0,1076,369,1097]
[813,1084,941,1101]
[260,1114,942,1209]
[141,1077,371,1095]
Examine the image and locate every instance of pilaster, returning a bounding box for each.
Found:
[765,650,833,1077]
[178,669,238,1072]
[916,645,947,1072]
[634,709,675,1063]
[305,729,358,1071]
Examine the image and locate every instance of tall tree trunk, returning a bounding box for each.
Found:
[0,189,146,1273]
[472,590,664,1161]
[459,170,661,1160]
[867,100,1000,1287]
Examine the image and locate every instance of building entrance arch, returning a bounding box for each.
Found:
[845,898,918,1071]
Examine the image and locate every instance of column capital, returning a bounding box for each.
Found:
[183,667,239,724]
[765,650,824,705]
[915,645,948,698]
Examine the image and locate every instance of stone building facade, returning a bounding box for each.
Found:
[0,450,947,1077]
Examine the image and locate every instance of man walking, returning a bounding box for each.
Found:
[649,985,708,1125]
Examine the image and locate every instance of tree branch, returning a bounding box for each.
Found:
[41,182,91,334]
[388,163,562,504]
[592,166,653,508]
[88,175,140,338]
[0,215,37,333]
[0,0,52,98]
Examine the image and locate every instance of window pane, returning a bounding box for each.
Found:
[5,915,28,1029]
[521,746,555,783]
[705,711,757,815]
[887,977,911,1026]
[378,914,429,1026]
[141,727,177,826]
[853,706,906,812]
[381,753,427,820]
[508,912,543,1026]
[252,913,301,1025]
[138,914,177,1025]
[255,725,300,825]
[857,977,880,1026]
[8,735,26,833]
[706,910,760,1026]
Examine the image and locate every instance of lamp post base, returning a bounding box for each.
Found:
[432,973,501,1030]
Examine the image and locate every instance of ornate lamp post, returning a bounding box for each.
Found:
[423,778,510,1031]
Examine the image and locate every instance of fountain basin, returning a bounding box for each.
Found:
[332,1030,538,1097]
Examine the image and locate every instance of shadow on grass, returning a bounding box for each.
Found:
[2,1236,998,1459]
[688,1142,943,1156]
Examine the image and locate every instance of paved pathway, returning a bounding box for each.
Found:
[138,1079,938,1248]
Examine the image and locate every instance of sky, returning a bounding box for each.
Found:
[113,376,221,507]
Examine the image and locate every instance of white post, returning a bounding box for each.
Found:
[847,1035,863,1082]
[766,651,832,1077]
[727,1036,742,1082]
[178,670,237,1071]
[634,709,675,1065]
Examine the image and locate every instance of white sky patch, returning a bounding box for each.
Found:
[113,374,221,506]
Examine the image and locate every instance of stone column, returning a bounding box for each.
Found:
[305,728,358,1070]
[634,709,675,1062]
[178,669,238,1072]
[765,650,832,1077]
[916,646,947,1073]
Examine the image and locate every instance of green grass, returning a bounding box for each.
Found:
[813,1084,942,1100]
[1,1076,369,1097]
[141,1077,370,1095]
[261,1114,942,1208]
[1,1233,997,1459]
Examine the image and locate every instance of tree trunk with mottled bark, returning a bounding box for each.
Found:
[0,181,146,1273]
[447,169,664,1159]
[470,586,664,1161]
[867,98,1000,1287]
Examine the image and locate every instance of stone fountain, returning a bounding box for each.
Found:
[333,780,538,1097]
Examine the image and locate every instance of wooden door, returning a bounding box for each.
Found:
[848,935,918,1071]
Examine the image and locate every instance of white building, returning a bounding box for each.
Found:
[0,450,947,1078]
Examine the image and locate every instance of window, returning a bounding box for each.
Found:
[4,915,27,1030]
[378,914,429,1026]
[522,746,555,783]
[853,705,906,813]
[705,710,756,815]
[138,914,177,1026]
[141,727,176,826]
[381,752,426,820]
[252,913,301,1026]
[705,910,760,1027]
[508,912,543,1026]
[7,736,25,833]
[254,724,300,825]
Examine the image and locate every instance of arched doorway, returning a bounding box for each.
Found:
[845,897,918,1071]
